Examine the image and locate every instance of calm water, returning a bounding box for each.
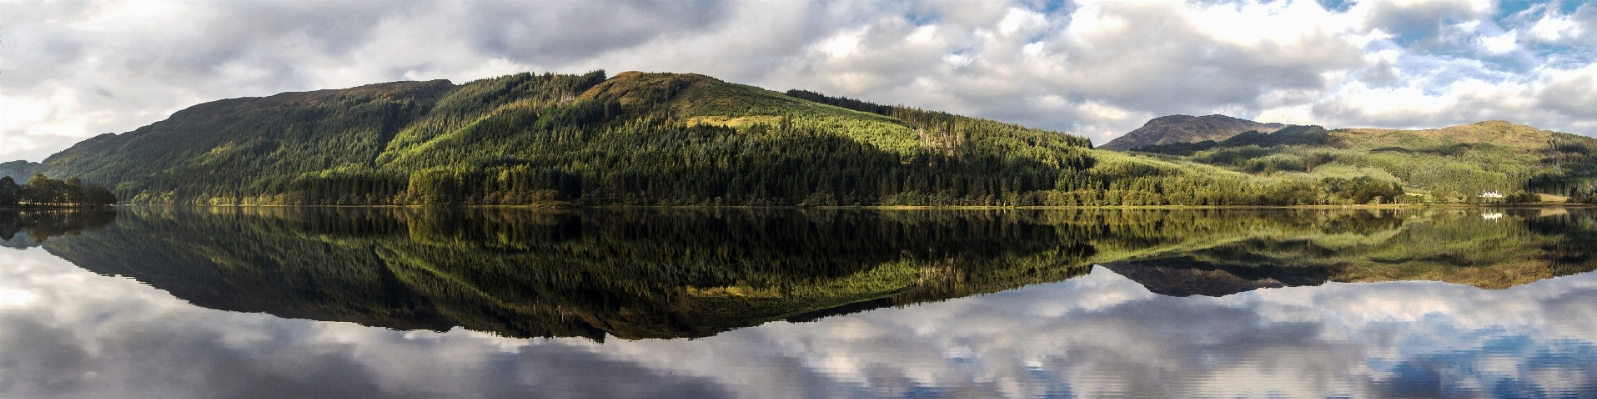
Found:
[1,207,1595,398]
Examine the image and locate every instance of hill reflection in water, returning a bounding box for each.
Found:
[13,207,1597,340]
[3,207,1597,398]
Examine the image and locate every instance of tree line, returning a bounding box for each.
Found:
[784,89,894,116]
[0,174,118,207]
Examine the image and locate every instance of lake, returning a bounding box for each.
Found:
[1,207,1594,398]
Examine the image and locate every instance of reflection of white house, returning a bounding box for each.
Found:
[1480,190,1504,199]
[1482,212,1504,221]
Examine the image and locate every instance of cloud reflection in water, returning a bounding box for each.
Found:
[2,246,1594,398]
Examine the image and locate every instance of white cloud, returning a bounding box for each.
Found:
[906,24,938,44]
[1021,41,1044,56]
[818,29,866,58]
[1480,29,1519,53]
[996,7,1046,36]
[1538,63,1597,117]
[1300,61,1597,131]
[1527,12,1583,41]
[941,53,973,68]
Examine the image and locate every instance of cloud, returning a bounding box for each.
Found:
[1,0,1595,160]
[1480,30,1520,54]
[1526,11,1582,42]
[1302,61,1597,132]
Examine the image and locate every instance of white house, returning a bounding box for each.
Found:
[1480,190,1504,199]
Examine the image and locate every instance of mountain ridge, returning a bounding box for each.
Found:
[1117,116,1597,202]
[1099,114,1287,150]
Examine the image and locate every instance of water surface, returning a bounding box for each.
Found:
[1,208,1594,398]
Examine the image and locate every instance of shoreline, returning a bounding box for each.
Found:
[0,206,117,210]
[52,203,1597,210]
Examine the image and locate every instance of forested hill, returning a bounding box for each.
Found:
[11,70,1117,206]
[1121,120,1597,203]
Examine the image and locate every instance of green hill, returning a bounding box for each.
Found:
[10,71,1094,206]
[1123,121,1597,204]
[8,70,1403,207]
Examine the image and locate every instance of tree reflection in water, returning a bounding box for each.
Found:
[13,207,1596,340]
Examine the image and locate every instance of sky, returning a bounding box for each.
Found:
[2,0,1596,162]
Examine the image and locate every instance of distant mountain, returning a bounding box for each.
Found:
[1099,114,1287,150]
[1123,119,1597,201]
[0,160,43,181]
